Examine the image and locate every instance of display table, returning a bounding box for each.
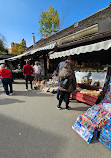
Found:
[33,79,58,93]
[70,69,106,106]
[70,91,98,106]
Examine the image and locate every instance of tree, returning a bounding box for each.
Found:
[38,6,60,37]
[0,38,8,55]
[11,39,27,55]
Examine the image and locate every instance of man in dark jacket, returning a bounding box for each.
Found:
[23,60,33,91]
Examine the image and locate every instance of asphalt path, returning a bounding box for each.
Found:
[0,80,110,158]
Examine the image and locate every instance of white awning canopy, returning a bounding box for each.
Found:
[49,39,111,59]
[30,43,56,55]
[6,51,31,61]
[0,60,5,64]
[6,43,56,61]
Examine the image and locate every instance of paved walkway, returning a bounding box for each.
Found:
[0,80,110,158]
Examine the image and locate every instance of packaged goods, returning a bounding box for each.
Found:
[72,120,93,144]
[72,75,111,144]
[99,120,111,150]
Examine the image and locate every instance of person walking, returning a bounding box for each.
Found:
[56,57,73,100]
[33,61,42,84]
[23,60,34,91]
[57,63,76,110]
[5,63,14,82]
[0,64,13,95]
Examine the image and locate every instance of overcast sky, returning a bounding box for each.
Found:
[0,0,110,48]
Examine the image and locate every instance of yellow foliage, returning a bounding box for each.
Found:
[10,42,26,55]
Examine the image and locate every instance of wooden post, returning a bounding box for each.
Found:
[43,54,47,79]
[47,55,49,70]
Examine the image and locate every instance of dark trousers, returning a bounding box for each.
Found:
[25,76,33,89]
[59,91,70,109]
[1,78,13,95]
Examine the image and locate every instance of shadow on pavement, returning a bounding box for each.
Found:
[13,81,25,84]
[0,113,67,158]
[14,90,55,97]
[69,106,90,111]
[0,98,25,105]
[69,100,82,104]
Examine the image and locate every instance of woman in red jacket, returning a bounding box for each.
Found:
[0,64,13,95]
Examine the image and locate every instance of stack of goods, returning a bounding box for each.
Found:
[72,102,110,144]
[80,89,100,96]
[42,79,58,93]
[32,77,58,93]
[99,119,111,150]
[72,113,96,144]
[84,103,110,129]
[72,77,111,145]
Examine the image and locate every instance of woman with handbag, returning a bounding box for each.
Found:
[0,64,13,95]
[57,63,76,110]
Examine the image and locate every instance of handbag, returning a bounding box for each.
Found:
[60,76,70,90]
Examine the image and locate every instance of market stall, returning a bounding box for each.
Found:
[72,67,111,149]
[70,67,107,106]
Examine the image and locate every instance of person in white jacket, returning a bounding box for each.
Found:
[33,61,42,83]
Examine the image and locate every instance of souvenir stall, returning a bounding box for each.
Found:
[72,67,111,149]
[32,71,58,93]
[70,66,107,106]
[49,38,111,106]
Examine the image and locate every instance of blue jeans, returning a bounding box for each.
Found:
[56,88,60,100]
[1,78,13,95]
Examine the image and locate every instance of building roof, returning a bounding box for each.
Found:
[0,53,14,59]
[35,6,111,48]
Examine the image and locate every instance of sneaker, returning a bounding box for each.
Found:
[57,105,62,110]
[25,89,28,91]
[9,93,13,96]
[65,106,71,110]
[65,108,69,110]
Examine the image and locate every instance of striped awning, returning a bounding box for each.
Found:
[49,39,111,59]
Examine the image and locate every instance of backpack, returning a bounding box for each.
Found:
[60,76,70,90]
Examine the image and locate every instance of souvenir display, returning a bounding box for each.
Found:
[70,69,106,106]
[32,76,58,93]
[80,89,100,96]
[72,114,97,144]
[72,120,93,144]
[72,70,111,146]
[99,119,111,150]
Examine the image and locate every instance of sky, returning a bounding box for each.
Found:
[0,0,110,48]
